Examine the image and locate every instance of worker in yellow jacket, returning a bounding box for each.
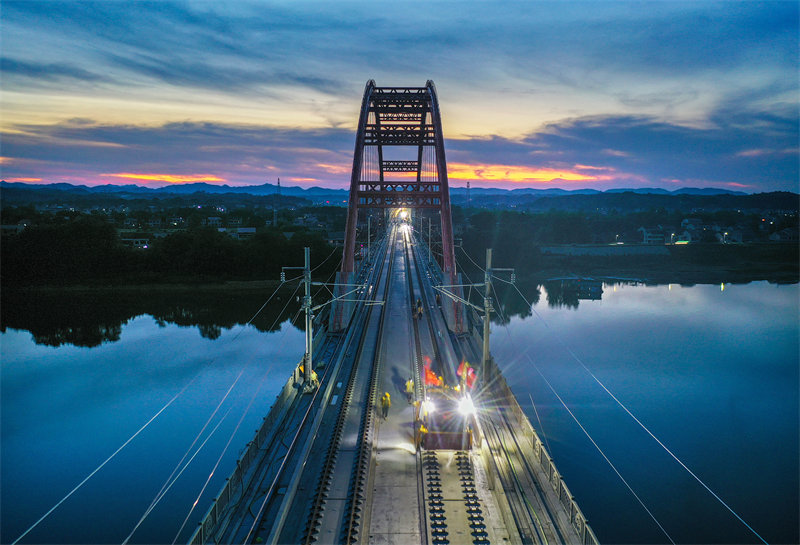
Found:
[380,392,391,419]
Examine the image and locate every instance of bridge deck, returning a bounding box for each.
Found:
[191,223,596,545]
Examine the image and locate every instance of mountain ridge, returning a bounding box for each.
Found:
[0,180,750,197]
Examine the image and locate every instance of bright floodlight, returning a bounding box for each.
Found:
[422,399,436,415]
[399,210,408,220]
[458,396,476,416]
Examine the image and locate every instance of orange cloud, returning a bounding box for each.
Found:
[447,162,612,183]
[315,163,350,175]
[105,173,226,183]
[5,177,43,182]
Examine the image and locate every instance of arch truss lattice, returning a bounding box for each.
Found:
[334,80,463,332]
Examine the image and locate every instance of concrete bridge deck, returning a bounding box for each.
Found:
[190,223,597,545]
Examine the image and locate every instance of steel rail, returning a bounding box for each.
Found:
[408,228,460,385]
[401,226,434,545]
[338,225,401,544]
[246,235,391,544]
[482,418,541,545]
[339,224,397,544]
[494,406,567,544]
[299,226,396,544]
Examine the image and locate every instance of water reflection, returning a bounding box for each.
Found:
[491,281,799,544]
[6,277,796,347]
[1,287,302,347]
[1,315,305,544]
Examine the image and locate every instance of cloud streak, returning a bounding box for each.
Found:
[0,1,797,192]
[105,173,227,184]
[2,107,795,191]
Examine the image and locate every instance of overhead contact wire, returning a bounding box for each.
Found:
[170,364,275,545]
[490,283,675,544]
[123,279,303,542]
[529,356,676,545]
[508,280,768,545]
[11,380,195,545]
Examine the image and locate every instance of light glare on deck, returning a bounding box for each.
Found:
[458,395,476,416]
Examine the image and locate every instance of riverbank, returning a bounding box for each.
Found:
[523,243,799,285]
[3,243,797,292]
[5,279,287,294]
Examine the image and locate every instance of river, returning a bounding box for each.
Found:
[1,281,797,544]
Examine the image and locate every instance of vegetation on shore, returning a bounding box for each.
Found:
[457,209,798,284]
[1,214,339,286]
[1,202,797,288]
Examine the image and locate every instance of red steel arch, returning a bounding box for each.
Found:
[333,80,461,331]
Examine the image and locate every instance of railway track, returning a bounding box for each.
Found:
[193,222,592,545]
[293,226,397,544]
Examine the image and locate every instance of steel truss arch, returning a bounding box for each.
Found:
[335,80,462,332]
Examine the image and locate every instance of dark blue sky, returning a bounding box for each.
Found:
[1,1,797,191]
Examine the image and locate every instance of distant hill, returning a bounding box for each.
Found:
[0,181,348,198]
[450,186,747,197]
[0,181,313,208]
[2,181,747,198]
[1,181,793,214]
[501,190,797,213]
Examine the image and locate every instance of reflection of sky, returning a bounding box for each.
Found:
[1,316,304,544]
[491,281,798,544]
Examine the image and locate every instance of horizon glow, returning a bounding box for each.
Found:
[0,2,797,193]
[105,173,228,184]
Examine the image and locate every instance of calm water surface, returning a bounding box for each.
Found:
[493,281,798,544]
[2,314,304,544]
[1,281,797,544]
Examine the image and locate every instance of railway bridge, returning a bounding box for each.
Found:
[190,82,598,545]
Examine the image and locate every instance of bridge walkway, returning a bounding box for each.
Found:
[366,224,511,545]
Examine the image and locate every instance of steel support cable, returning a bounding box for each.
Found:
[312,254,343,300]
[16,276,304,545]
[527,393,553,457]
[121,390,240,545]
[458,245,485,273]
[454,255,482,309]
[508,281,770,545]
[123,280,304,544]
[311,243,340,274]
[490,283,675,545]
[10,380,195,545]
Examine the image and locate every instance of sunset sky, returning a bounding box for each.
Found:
[1,1,797,192]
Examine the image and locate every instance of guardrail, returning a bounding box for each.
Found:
[484,359,600,545]
[188,319,330,544]
[188,370,299,544]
